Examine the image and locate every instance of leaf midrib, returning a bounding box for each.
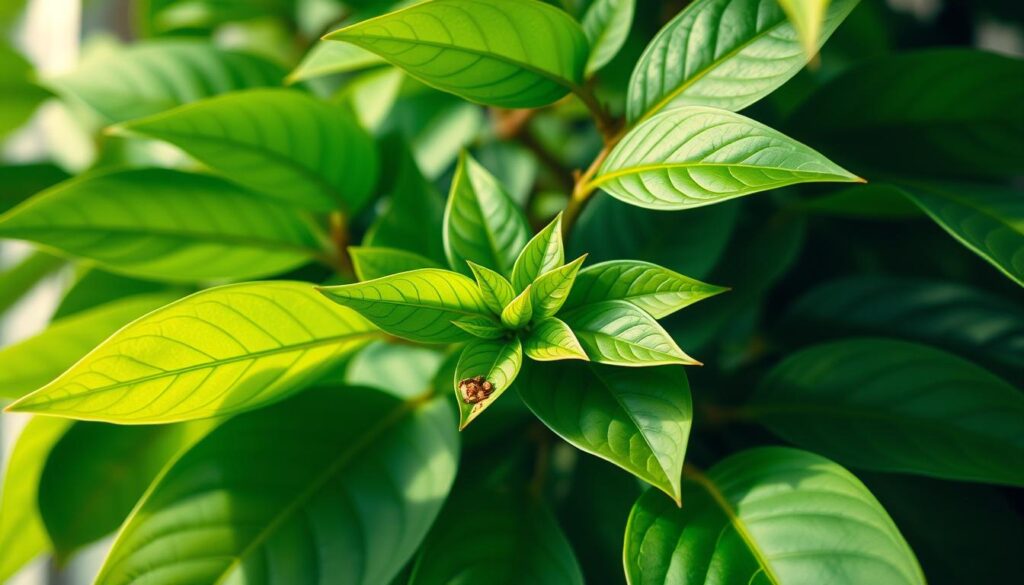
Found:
[590,162,852,189]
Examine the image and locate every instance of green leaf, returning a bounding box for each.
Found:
[592,106,860,210]
[444,152,531,277]
[624,447,925,585]
[0,163,70,215]
[451,315,507,339]
[324,0,589,108]
[783,275,1024,378]
[802,183,920,218]
[562,300,698,366]
[345,342,445,399]
[500,286,534,329]
[364,135,446,264]
[750,338,1024,486]
[0,42,49,138]
[147,0,295,32]
[115,89,378,212]
[511,213,564,292]
[319,268,490,343]
[0,168,328,282]
[566,260,725,319]
[409,487,583,585]
[8,281,378,423]
[38,420,212,560]
[530,255,586,320]
[454,338,523,428]
[788,49,1024,178]
[897,182,1023,286]
[626,0,857,122]
[95,387,459,585]
[47,40,285,124]
[778,0,830,57]
[581,0,635,76]
[350,246,442,281]
[337,66,405,132]
[518,361,692,501]
[0,293,179,400]
[467,261,516,315]
[0,417,72,582]
[0,250,63,317]
[287,40,386,84]
[54,268,174,320]
[523,317,588,361]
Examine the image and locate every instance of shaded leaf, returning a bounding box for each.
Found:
[452,315,506,339]
[523,317,588,361]
[454,338,523,428]
[593,106,859,210]
[0,42,49,138]
[624,447,925,585]
[345,342,445,399]
[581,0,635,76]
[54,269,175,320]
[500,286,534,329]
[95,387,458,585]
[518,361,692,501]
[0,168,327,282]
[325,0,588,108]
[350,246,442,281]
[530,255,586,320]
[287,40,385,84]
[0,163,70,215]
[467,261,516,315]
[566,260,725,319]
[0,250,63,317]
[116,89,378,212]
[750,338,1024,486]
[562,300,698,365]
[8,282,377,423]
[511,213,564,292]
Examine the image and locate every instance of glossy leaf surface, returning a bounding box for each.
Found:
[523,317,588,361]
[562,300,698,365]
[593,107,859,210]
[451,315,507,339]
[581,0,635,76]
[287,40,385,84]
[530,255,586,320]
[454,337,523,428]
[9,282,377,423]
[350,246,442,281]
[511,213,564,292]
[566,260,725,319]
[468,261,516,315]
[500,286,534,329]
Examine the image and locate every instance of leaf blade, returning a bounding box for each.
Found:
[566,260,725,319]
[350,246,442,281]
[562,300,699,366]
[511,213,564,292]
[454,337,523,428]
[581,0,635,76]
[523,317,588,361]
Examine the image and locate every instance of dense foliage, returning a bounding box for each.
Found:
[0,0,1021,583]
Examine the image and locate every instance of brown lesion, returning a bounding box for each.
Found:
[458,376,494,404]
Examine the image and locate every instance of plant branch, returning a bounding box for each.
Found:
[328,211,355,278]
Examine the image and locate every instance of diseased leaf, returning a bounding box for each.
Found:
[750,338,1024,486]
[626,0,858,122]
[409,487,583,584]
[287,40,386,84]
[0,417,72,582]
[593,107,859,210]
[500,286,534,329]
[467,261,516,315]
[444,152,531,277]
[624,447,925,585]
[325,0,589,108]
[454,337,523,428]
[581,0,635,76]
[511,213,564,292]
[530,255,586,320]
[778,0,831,57]
[47,40,285,124]
[0,168,328,282]
[523,317,588,361]
[95,387,458,585]
[562,300,698,366]
[452,315,507,339]
[566,260,725,319]
[8,282,378,423]
[319,268,490,343]
[350,246,442,281]
[0,293,180,399]
[519,361,692,501]
[116,89,378,212]
[898,182,1023,286]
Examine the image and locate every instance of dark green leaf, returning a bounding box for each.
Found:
[454,337,523,428]
[0,164,70,215]
[350,246,442,281]
[562,300,699,365]
[566,260,725,319]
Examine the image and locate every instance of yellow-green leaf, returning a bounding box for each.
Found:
[523,317,588,361]
[511,213,564,292]
[454,338,523,429]
[562,300,699,366]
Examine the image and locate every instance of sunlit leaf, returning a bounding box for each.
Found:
[530,255,586,320]
[467,261,516,316]
[287,40,385,84]
[777,0,830,58]
[451,315,506,340]
[581,0,635,76]
[566,260,725,319]
[454,337,523,428]
[562,300,698,365]
[511,213,564,292]
[500,286,534,329]
[523,317,588,361]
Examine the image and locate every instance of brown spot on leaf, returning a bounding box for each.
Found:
[458,375,494,404]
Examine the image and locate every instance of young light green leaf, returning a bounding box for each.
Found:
[444,152,531,277]
[319,268,491,343]
[626,0,858,122]
[409,487,583,585]
[95,387,458,585]
[898,182,1023,287]
[519,362,692,502]
[7,282,378,423]
[750,338,1024,486]
[592,106,860,210]
[115,89,378,212]
[452,315,507,339]
[47,40,285,124]
[500,286,534,329]
[350,246,442,281]
[467,261,517,315]
[324,0,589,108]
[0,293,180,400]
[0,417,72,583]
[511,213,564,292]
[566,260,725,319]
[337,66,404,132]
[0,168,327,282]
[39,420,213,560]
[531,255,586,320]
[454,337,523,429]
[523,317,588,361]
[581,0,635,76]
[287,40,386,84]
[625,447,925,585]
[777,0,831,58]
[562,300,699,366]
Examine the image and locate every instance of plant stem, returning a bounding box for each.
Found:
[328,211,355,277]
